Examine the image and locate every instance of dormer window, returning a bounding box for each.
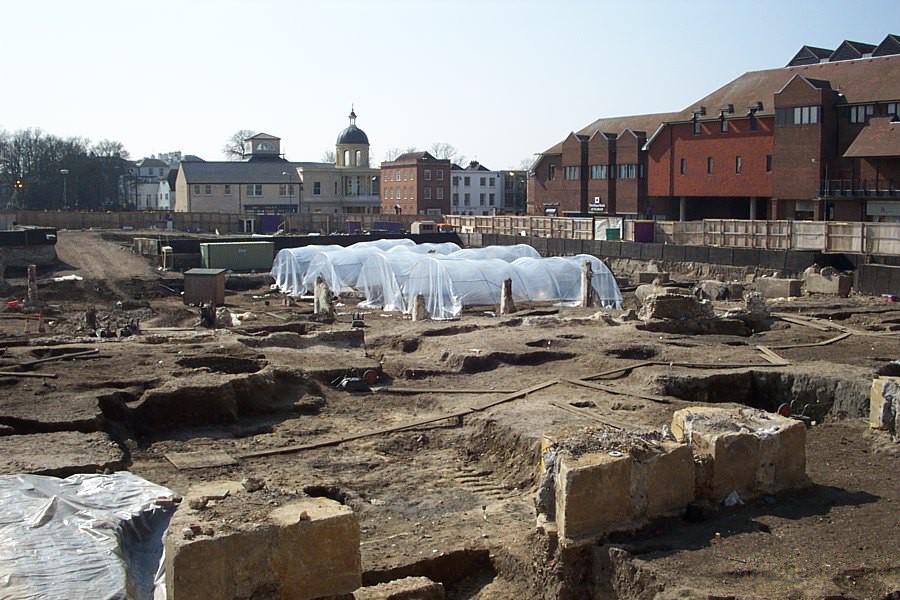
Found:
[257,142,276,151]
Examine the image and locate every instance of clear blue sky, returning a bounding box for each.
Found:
[2,0,897,169]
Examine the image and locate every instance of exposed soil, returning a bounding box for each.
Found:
[1,230,898,599]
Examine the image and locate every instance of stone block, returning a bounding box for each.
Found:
[755,277,802,298]
[631,442,695,518]
[870,376,900,436]
[166,497,360,600]
[637,271,669,284]
[803,272,852,297]
[354,576,445,599]
[638,293,714,320]
[555,451,632,540]
[671,406,807,501]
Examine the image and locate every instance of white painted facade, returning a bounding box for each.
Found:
[450,162,504,216]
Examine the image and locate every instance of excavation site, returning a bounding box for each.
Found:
[0,229,898,600]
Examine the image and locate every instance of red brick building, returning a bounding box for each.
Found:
[530,34,900,222]
[380,151,451,216]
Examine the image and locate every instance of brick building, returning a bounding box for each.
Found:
[530,34,900,222]
[380,151,451,216]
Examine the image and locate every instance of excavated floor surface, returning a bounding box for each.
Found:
[0,230,898,599]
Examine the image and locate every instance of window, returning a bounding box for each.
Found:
[436,170,444,181]
[436,187,444,200]
[617,164,636,179]
[693,119,702,135]
[480,177,486,186]
[707,157,714,175]
[564,166,580,180]
[479,193,485,206]
[424,169,432,181]
[452,176,459,185]
[224,184,231,195]
[424,187,432,200]
[548,164,556,180]
[849,104,874,124]
[403,170,408,181]
[464,193,471,206]
[680,158,686,175]
[735,156,743,175]
[721,118,729,133]
[749,115,758,132]
[409,171,414,181]
[464,176,471,186]
[889,102,898,117]
[313,181,321,195]
[204,184,211,195]
[394,171,400,181]
[489,177,495,186]
[489,193,495,206]
[590,165,608,179]
[766,155,773,173]
[776,105,820,126]
[334,181,338,194]
[193,185,200,195]
[452,193,459,205]
[246,184,263,196]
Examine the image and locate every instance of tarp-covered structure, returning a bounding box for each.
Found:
[356,252,428,312]
[0,472,175,600]
[512,254,623,308]
[387,241,461,255]
[447,243,539,262]
[404,257,530,319]
[271,238,416,297]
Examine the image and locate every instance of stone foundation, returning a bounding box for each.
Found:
[671,406,807,500]
[755,277,802,299]
[165,497,361,600]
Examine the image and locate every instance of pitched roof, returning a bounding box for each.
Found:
[540,53,900,156]
[246,132,278,140]
[843,117,900,158]
[180,161,308,184]
[830,40,877,62]
[873,34,900,57]
[787,45,834,67]
[137,158,169,168]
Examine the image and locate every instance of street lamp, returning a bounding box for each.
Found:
[60,169,70,210]
[282,171,297,214]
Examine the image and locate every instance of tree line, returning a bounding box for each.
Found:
[0,128,132,211]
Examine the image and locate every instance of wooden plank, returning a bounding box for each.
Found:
[166,450,238,470]
[547,401,625,430]
[18,348,100,368]
[766,332,852,350]
[563,378,672,404]
[385,388,513,394]
[0,371,57,379]
[756,346,791,365]
[240,379,561,460]
[775,314,832,331]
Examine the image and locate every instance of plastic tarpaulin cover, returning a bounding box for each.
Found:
[404,257,529,319]
[511,254,623,308]
[0,472,176,600]
[270,244,342,296]
[302,246,388,294]
[356,252,426,312]
[386,242,461,255]
[447,243,540,262]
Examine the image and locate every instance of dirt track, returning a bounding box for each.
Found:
[1,230,898,599]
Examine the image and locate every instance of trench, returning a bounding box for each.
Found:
[654,368,872,422]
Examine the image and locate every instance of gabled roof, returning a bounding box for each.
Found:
[830,40,877,62]
[787,45,833,67]
[384,151,449,165]
[452,161,491,172]
[873,34,900,57]
[843,117,900,158]
[540,112,677,155]
[245,132,278,141]
[136,158,169,168]
[180,161,306,184]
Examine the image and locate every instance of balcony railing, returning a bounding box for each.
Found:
[820,179,899,198]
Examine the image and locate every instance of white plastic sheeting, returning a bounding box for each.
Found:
[0,472,176,600]
[404,257,531,320]
[271,239,415,297]
[302,245,389,294]
[357,252,428,312]
[386,241,461,255]
[271,244,342,296]
[448,244,540,262]
[512,254,623,308]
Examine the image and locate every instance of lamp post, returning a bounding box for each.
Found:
[60,169,70,210]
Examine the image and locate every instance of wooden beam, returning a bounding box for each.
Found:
[562,378,672,404]
[547,401,625,430]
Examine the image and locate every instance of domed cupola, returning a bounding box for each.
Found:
[335,106,370,167]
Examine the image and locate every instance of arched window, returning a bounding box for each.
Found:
[343,150,350,166]
[355,150,362,166]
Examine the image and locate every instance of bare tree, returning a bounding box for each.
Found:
[429,142,465,165]
[517,156,536,171]
[92,139,130,159]
[382,147,403,161]
[321,149,335,163]
[222,130,255,160]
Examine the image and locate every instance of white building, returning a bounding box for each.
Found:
[450,161,504,216]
